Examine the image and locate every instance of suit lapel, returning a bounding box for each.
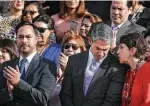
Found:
[116,20,131,43]
[78,51,89,97]
[25,54,40,80]
[86,52,111,96]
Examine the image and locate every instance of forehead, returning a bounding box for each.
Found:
[82,18,92,24]
[34,21,47,27]
[93,39,110,49]
[111,0,127,7]
[17,25,35,35]
[67,40,78,44]
[25,4,38,11]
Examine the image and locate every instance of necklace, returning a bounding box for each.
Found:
[123,59,142,106]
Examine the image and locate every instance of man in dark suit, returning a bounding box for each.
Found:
[109,0,146,51]
[60,22,128,106]
[0,22,56,106]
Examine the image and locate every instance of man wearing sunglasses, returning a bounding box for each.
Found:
[60,22,128,106]
[33,14,61,77]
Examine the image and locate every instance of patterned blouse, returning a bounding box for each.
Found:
[0,14,21,40]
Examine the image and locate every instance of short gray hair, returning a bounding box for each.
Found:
[87,22,113,44]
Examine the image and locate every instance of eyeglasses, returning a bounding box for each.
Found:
[36,27,49,33]
[63,43,80,50]
[23,10,38,16]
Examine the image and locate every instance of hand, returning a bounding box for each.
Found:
[59,52,68,71]
[3,65,21,86]
[7,80,14,94]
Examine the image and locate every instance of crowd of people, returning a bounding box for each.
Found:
[0,0,150,106]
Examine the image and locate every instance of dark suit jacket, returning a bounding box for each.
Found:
[60,51,128,106]
[0,54,56,106]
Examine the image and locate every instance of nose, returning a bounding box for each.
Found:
[117,48,120,55]
[26,12,31,17]
[113,9,119,15]
[22,37,28,43]
[68,46,73,51]
[81,24,85,30]
[98,50,104,56]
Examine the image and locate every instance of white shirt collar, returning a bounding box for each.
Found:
[19,52,37,64]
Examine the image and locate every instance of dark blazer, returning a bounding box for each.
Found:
[60,51,128,106]
[0,54,56,106]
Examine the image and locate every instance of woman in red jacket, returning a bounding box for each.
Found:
[117,32,150,106]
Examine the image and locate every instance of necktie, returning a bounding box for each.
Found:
[19,59,27,80]
[84,59,98,95]
[112,26,119,37]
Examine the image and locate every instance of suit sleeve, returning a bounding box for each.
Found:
[101,67,126,106]
[60,57,74,106]
[13,64,56,106]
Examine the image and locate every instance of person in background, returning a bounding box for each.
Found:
[0,22,55,106]
[117,32,150,106]
[80,13,102,49]
[33,14,61,78]
[109,0,146,53]
[50,34,86,106]
[0,39,18,68]
[144,29,150,62]
[58,34,86,81]
[129,0,150,28]
[22,1,45,23]
[51,0,87,44]
[0,0,24,40]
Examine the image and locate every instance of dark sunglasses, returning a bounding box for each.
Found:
[23,10,38,16]
[63,43,80,50]
[36,27,49,33]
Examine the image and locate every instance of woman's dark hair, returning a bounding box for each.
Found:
[0,39,18,60]
[119,33,147,59]
[24,1,45,15]
[33,14,54,30]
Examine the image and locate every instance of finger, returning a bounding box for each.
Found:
[3,71,11,80]
[15,65,20,72]
[7,66,17,73]
[61,52,66,57]
[4,67,15,77]
[60,52,65,57]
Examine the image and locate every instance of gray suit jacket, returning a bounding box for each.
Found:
[0,54,56,106]
[60,51,128,106]
[105,20,146,54]
[115,20,146,44]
